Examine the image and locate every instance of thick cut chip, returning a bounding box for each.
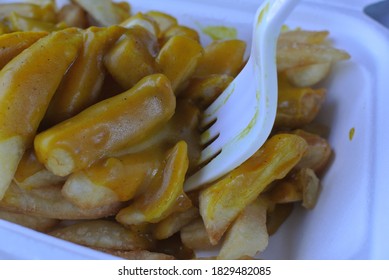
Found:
[153,207,199,240]
[275,74,326,129]
[13,149,65,189]
[104,27,159,90]
[180,217,216,251]
[116,141,192,225]
[194,39,246,77]
[292,129,332,173]
[34,74,176,177]
[62,148,164,209]
[49,220,153,250]
[156,35,203,92]
[72,0,122,26]
[0,28,82,199]
[0,31,48,69]
[218,198,268,259]
[0,210,58,232]
[284,62,331,87]
[43,25,126,127]
[0,182,122,220]
[199,134,307,244]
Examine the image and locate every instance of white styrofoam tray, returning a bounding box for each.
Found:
[0,0,388,260]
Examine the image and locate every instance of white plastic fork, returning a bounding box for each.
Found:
[184,0,300,192]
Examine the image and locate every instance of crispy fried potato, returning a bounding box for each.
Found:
[116,141,192,225]
[194,39,246,77]
[0,182,123,220]
[0,28,82,199]
[0,31,48,69]
[34,74,176,177]
[277,41,350,71]
[49,220,153,250]
[266,167,321,209]
[275,74,326,129]
[199,134,307,245]
[0,209,58,232]
[161,25,200,46]
[284,62,331,87]
[120,12,160,37]
[153,207,199,240]
[0,2,56,22]
[146,11,178,36]
[266,202,294,235]
[13,149,65,189]
[156,35,203,92]
[8,12,67,32]
[180,218,216,251]
[218,198,268,259]
[104,27,159,90]
[294,168,321,209]
[72,0,122,26]
[279,30,329,44]
[43,25,126,127]
[292,129,332,173]
[62,149,164,209]
[57,3,88,28]
[265,180,303,204]
[182,74,234,108]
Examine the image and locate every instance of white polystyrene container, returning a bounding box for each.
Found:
[0,0,388,260]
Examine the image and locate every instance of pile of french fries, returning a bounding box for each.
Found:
[0,0,350,260]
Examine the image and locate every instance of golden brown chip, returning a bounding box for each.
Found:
[49,220,154,250]
[0,209,58,232]
[199,134,307,245]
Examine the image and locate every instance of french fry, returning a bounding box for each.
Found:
[161,25,200,46]
[180,218,216,251]
[277,40,350,71]
[0,28,82,199]
[294,168,321,209]
[194,39,246,77]
[43,25,126,127]
[265,167,321,209]
[279,30,329,44]
[0,31,48,69]
[72,0,122,26]
[116,141,192,225]
[0,182,123,220]
[57,3,88,28]
[275,74,326,129]
[0,209,58,232]
[218,198,268,260]
[292,129,332,173]
[49,220,154,250]
[62,148,164,209]
[156,35,203,92]
[153,207,199,240]
[284,62,331,87]
[13,149,65,190]
[199,134,308,245]
[120,12,160,37]
[34,74,176,177]
[0,2,56,22]
[266,202,294,235]
[104,26,159,90]
[146,10,178,36]
[8,12,67,32]
[265,180,303,204]
[182,74,234,108]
